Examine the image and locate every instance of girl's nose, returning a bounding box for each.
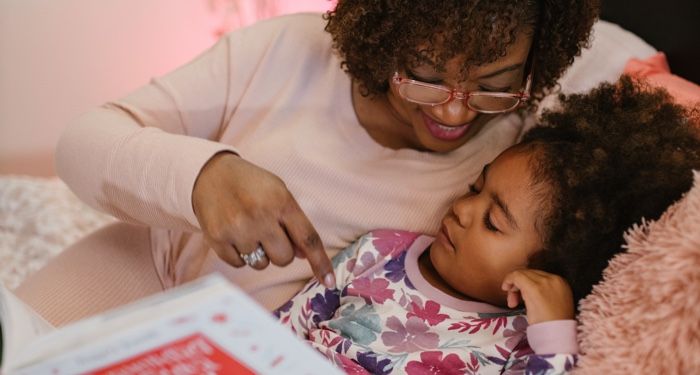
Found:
[428,98,479,126]
[451,194,474,228]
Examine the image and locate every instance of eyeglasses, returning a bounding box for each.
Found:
[391,66,533,114]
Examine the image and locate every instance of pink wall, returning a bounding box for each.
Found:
[0,0,333,176]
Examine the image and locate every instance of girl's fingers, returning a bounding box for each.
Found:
[507,290,521,308]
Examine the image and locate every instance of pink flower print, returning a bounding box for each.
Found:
[405,351,467,375]
[352,251,378,276]
[448,316,507,335]
[407,300,449,326]
[348,277,394,304]
[465,352,480,375]
[371,230,420,257]
[381,316,439,353]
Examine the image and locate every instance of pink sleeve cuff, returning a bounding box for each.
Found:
[167,135,238,229]
[526,319,578,355]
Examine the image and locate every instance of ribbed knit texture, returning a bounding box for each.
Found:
[38,13,523,320]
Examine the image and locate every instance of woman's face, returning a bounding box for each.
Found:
[428,146,546,307]
[386,32,533,153]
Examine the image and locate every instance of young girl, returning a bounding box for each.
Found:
[275,77,700,374]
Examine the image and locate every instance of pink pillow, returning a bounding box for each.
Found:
[624,52,700,107]
[575,171,700,374]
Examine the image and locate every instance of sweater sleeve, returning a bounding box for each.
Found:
[503,320,578,374]
[55,33,242,231]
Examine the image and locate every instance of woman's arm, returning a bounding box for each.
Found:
[56,16,335,280]
[56,33,240,232]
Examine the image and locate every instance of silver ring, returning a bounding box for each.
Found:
[241,247,267,267]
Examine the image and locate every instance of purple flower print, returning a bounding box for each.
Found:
[504,316,533,360]
[356,352,392,375]
[405,351,467,375]
[273,299,293,318]
[310,289,340,325]
[371,230,420,257]
[407,300,449,326]
[348,277,394,304]
[525,354,555,374]
[384,252,415,289]
[381,316,439,353]
[335,353,372,375]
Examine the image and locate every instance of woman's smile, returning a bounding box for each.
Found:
[421,112,471,141]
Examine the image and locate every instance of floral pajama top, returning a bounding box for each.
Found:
[275,230,578,374]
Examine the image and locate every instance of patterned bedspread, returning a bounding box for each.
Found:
[0,176,115,289]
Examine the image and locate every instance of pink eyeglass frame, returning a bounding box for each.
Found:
[391,64,534,114]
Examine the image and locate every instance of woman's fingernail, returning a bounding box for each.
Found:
[324,273,335,288]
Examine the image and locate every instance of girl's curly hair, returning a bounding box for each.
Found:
[324,0,599,102]
[521,76,700,306]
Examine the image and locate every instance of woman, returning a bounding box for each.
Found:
[17,0,599,325]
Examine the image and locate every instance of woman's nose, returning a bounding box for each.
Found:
[428,98,479,126]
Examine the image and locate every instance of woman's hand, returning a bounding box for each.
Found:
[192,152,335,288]
[501,269,574,325]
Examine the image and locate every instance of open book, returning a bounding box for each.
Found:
[0,274,342,374]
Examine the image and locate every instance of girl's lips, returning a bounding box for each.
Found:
[438,221,456,253]
[422,112,470,141]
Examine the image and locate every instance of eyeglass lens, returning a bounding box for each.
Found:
[398,83,520,112]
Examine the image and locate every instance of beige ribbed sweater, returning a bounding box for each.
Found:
[55,13,524,309]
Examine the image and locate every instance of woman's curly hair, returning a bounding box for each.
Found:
[324,0,599,102]
[520,76,700,306]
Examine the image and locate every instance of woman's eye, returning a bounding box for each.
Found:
[407,71,442,84]
[483,211,500,233]
[478,85,511,93]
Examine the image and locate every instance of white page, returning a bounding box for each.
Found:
[10,275,230,369]
[0,284,54,372]
[11,274,342,375]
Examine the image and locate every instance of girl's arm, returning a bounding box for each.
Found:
[501,269,579,374]
[503,320,578,374]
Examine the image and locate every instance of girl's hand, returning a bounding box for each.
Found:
[501,269,574,325]
[192,152,335,288]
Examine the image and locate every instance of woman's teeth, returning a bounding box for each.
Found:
[437,124,465,131]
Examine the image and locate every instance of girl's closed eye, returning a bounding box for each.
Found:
[483,211,500,232]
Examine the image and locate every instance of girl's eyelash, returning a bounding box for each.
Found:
[483,211,499,232]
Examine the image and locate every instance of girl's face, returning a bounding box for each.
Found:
[428,146,546,307]
[386,32,533,153]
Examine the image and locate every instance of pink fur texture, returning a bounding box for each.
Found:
[576,171,700,374]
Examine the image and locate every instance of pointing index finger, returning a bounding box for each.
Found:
[282,208,335,289]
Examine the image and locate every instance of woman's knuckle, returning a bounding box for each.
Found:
[304,232,322,249]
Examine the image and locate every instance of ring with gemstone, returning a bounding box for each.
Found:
[240,246,267,267]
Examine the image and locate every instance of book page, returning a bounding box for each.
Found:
[11,274,343,375]
[0,284,54,372]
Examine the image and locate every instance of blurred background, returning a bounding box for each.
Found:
[0,0,335,176]
[0,0,696,177]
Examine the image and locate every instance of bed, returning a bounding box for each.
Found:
[0,5,698,374]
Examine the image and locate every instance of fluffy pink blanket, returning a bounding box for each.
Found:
[576,171,700,374]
